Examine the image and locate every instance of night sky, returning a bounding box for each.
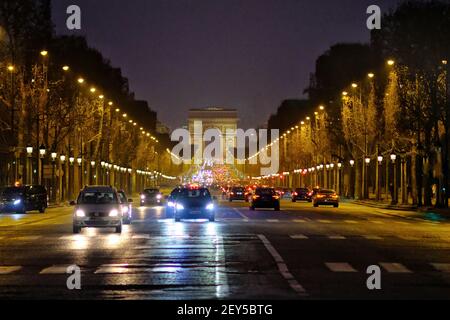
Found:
[52,0,399,130]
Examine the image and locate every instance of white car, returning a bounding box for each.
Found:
[71,186,124,234]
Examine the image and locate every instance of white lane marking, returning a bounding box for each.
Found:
[293,219,307,223]
[317,220,332,224]
[266,219,279,223]
[39,265,72,274]
[0,266,22,274]
[394,221,410,226]
[328,235,346,240]
[290,234,309,240]
[398,236,421,241]
[431,263,450,272]
[344,220,359,224]
[232,208,249,222]
[14,236,41,241]
[258,235,307,295]
[215,236,229,298]
[380,263,412,273]
[326,263,357,272]
[132,234,151,240]
[363,235,384,240]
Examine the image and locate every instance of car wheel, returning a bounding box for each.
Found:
[115,224,122,234]
[209,215,215,222]
[334,204,339,208]
[39,206,46,213]
[73,226,80,234]
[274,205,280,211]
[16,206,26,214]
[250,206,255,211]
[292,199,296,203]
[229,199,232,202]
[175,216,181,222]
[314,203,319,208]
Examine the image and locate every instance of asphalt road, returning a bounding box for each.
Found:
[0,199,449,300]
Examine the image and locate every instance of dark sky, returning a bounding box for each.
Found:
[52,0,399,130]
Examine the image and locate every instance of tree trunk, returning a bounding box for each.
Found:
[411,147,418,205]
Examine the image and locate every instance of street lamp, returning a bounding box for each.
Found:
[377,156,383,201]
[69,157,75,165]
[350,160,355,167]
[387,59,395,66]
[26,147,33,185]
[38,145,46,185]
[40,50,48,57]
[59,155,66,203]
[391,154,398,204]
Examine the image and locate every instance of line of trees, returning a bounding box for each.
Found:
[267,1,450,208]
[0,0,178,194]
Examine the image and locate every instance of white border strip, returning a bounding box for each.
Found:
[257,234,307,295]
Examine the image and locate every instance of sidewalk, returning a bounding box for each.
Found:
[349,199,450,221]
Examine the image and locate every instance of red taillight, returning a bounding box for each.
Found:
[293,192,298,196]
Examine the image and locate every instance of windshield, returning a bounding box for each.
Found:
[256,189,275,196]
[2,188,24,196]
[78,192,118,204]
[232,188,245,192]
[179,189,211,199]
[144,189,159,194]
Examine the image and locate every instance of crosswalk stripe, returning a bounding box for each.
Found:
[266,219,279,223]
[132,234,151,240]
[39,265,72,274]
[290,235,309,240]
[344,220,359,224]
[363,235,384,240]
[318,220,332,224]
[0,266,22,274]
[328,235,346,240]
[431,263,450,273]
[293,219,307,223]
[380,263,412,273]
[326,263,357,272]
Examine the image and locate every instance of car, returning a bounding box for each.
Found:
[0,185,48,214]
[140,188,163,206]
[307,188,320,202]
[292,188,311,202]
[117,190,133,225]
[312,189,340,208]
[229,186,246,202]
[250,187,280,211]
[166,187,182,214]
[173,187,216,222]
[282,188,292,199]
[71,186,124,234]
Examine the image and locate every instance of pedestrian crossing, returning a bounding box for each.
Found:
[0,262,448,276]
[0,232,447,243]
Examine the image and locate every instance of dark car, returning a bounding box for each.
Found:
[166,187,182,214]
[250,188,280,211]
[173,188,216,222]
[229,187,246,202]
[307,188,320,202]
[292,188,311,202]
[0,185,48,214]
[117,190,133,224]
[313,189,340,208]
[140,188,163,206]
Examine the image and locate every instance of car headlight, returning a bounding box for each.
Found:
[121,206,129,214]
[175,203,184,210]
[156,194,162,200]
[140,195,146,200]
[13,199,21,206]
[76,209,85,217]
[206,203,214,210]
[167,201,175,207]
[109,209,119,217]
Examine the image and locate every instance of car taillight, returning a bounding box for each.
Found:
[253,195,260,200]
[293,192,298,196]
[316,194,325,199]
[273,195,280,200]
